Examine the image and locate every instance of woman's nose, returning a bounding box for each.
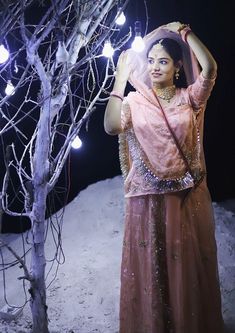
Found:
[153,63,160,71]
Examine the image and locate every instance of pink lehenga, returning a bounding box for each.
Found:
[118,27,224,333]
[119,188,224,333]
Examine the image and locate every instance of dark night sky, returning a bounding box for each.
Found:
[1,0,235,232]
[68,0,235,203]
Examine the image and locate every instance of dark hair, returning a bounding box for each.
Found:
[147,38,187,87]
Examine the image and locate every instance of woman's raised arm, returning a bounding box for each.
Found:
[104,51,132,135]
[165,22,217,79]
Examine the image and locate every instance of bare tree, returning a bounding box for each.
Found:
[0,0,130,332]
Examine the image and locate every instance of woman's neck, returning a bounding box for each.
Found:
[152,84,176,103]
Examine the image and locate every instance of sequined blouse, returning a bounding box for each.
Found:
[120,73,216,198]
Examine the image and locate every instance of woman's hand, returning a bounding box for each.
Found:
[115,51,132,83]
[164,22,185,34]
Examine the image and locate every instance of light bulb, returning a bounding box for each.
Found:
[71,136,82,149]
[116,11,126,25]
[56,41,69,63]
[131,36,145,53]
[5,80,15,96]
[102,41,114,58]
[0,44,10,64]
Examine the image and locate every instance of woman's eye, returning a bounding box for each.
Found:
[159,60,167,65]
[148,59,154,64]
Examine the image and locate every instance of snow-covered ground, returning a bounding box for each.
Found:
[0,176,234,333]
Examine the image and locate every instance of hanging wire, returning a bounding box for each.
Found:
[0,241,29,309]
[143,0,149,36]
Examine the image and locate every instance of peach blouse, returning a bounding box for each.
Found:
[121,73,216,198]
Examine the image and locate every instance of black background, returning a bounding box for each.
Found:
[68,0,235,201]
[1,0,235,232]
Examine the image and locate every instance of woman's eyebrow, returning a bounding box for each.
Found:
[148,56,169,60]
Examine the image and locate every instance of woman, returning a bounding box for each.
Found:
[104,22,224,333]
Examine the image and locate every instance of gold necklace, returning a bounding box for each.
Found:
[153,85,176,103]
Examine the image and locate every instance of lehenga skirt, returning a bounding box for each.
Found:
[119,181,224,333]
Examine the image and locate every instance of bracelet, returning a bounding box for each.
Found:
[179,25,192,44]
[110,91,124,101]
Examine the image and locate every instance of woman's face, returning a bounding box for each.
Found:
[147,44,176,88]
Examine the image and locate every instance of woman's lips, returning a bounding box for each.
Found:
[151,72,162,77]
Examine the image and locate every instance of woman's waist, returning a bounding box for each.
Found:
[124,164,206,197]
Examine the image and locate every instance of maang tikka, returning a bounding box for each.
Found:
[155,39,164,50]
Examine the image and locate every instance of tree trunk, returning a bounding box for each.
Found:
[0,193,3,233]
[29,95,50,332]
[30,184,49,333]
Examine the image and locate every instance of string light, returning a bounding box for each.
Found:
[71,136,82,149]
[116,10,126,25]
[102,41,114,58]
[56,41,69,64]
[5,80,15,96]
[131,21,145,53]
[0,44,9,64]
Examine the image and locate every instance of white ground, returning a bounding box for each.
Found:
[0,176,234,333]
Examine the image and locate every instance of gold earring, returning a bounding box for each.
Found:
[175,69,180,80]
